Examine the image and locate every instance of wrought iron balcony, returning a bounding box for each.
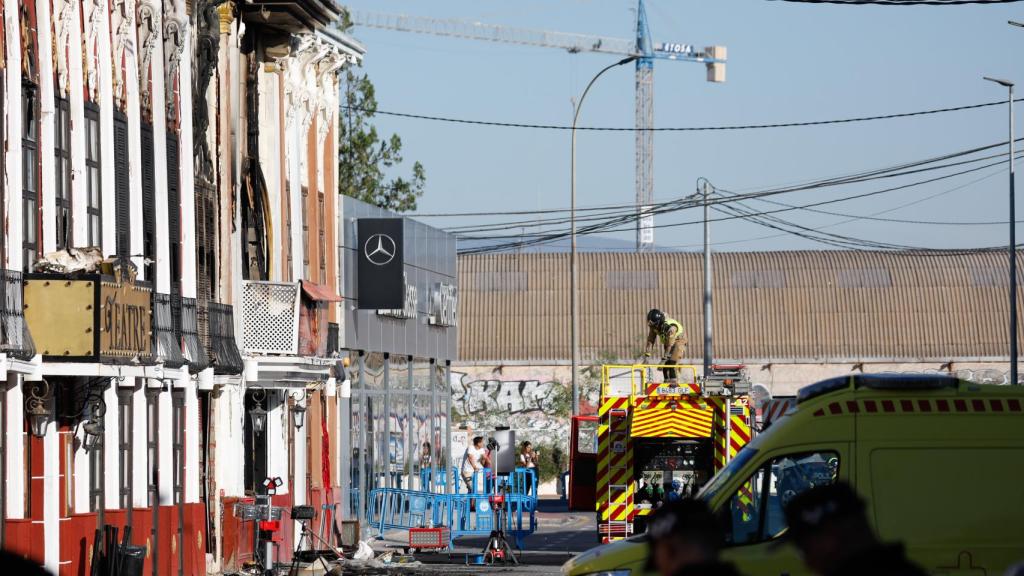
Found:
[209,302,243,375]
[242,281,339,357]
[153,293,185,369]
[0,270,35,361]
[181,297,210,372]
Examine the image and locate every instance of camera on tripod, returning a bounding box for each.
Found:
[486,437,500,452]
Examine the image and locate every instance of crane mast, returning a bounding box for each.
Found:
[348,2,725,251]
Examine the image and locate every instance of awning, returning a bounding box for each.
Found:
[630,404,713,438]
[300,280,342,302]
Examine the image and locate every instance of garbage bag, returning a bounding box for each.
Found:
[353,540,375,561]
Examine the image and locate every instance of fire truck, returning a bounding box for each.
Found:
[596,363,753,542]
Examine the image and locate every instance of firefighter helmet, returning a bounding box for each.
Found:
[647,308,665,328]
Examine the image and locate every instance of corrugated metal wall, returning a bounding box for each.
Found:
[458,251,1024,363]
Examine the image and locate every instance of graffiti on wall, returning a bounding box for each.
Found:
[449,368,598,449]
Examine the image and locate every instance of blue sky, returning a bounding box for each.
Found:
[344,0,1024,251]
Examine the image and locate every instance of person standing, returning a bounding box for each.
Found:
[461,436,486,493]
[518,441,539,469]
[783,482,929,576]
[644,308,688,382]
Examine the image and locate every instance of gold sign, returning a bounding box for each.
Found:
[24,271,152,363]
[100,279,152,358]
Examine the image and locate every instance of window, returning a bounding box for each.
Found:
[318,190,326,283]
[167,136,182,294]
[721,451,840,546]
[302,186,310,279]
[141,123,156,284]
[85,106,102,248]
[113,112,130,257]
[22,85,39,271]
[54,98,72,249]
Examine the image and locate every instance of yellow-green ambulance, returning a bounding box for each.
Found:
[563,373,1024,576]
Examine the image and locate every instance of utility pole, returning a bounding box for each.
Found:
[700,178,713,379]
[984,75,1019,385]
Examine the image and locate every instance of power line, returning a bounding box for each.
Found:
[342,97,1023,132]
[771,0,1022,4]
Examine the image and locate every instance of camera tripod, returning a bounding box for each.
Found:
[482,486,519,566]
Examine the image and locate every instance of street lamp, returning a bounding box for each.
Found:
[570,55,638,415]
[250,389,267,434]
[290,390,307,430]
[25,380,52,438]
[983,75,1019,385]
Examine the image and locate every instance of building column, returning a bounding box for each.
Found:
[64,0,89,246]
[5,375,24,519]
[41,389,59,573]
[36,0,57,255]
[104,380,120,509]
[183,374,199,503]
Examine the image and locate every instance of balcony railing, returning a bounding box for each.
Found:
[242,281,336,358]
[181,297,210,372]
[0,270,35,361]
[209,302,243,375]
[153,293,185,369]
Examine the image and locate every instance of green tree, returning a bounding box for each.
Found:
[338,13,426,212]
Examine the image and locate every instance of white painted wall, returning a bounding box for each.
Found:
[267,391,288,494]
[67,0,89,246]
[158,387,173,504]
[132,382,148,508]
[5,377,24,518]
[184,375,200,503]
[104,382,120,508]
[215,385,245,497]
[37,0,57,255]
[42,398,59,573]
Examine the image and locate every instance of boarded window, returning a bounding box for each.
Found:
[114,112,130,257]
[836,268,891,288]
[167,136,182,294]
[606,270,658,290]
[730,270,786,289]
[141,122,156,284]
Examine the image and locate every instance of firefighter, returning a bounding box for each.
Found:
[645,308,687,382]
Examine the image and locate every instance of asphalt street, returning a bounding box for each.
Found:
[371,498,598,575]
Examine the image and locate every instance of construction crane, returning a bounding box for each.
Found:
[349,1,726,251]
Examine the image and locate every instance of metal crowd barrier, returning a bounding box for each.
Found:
[368,467,539,549]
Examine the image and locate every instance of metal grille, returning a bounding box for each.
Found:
[242,281,300,355]
[209,302,243,375]
[0,270,35,360]
[153,293,185,369]
[181,297,210,372]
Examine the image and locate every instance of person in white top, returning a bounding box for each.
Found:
[518,441,538,469]
[461,436,486,493]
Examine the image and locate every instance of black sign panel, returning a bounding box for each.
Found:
[357,218,404,309]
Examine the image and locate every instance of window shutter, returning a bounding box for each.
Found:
[140,122,156,285]
[113,113,130,257]
[167,135,182,296]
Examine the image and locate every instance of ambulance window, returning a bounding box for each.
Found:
[722,451,840,546]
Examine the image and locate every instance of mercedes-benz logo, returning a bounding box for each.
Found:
[364,233,397,266]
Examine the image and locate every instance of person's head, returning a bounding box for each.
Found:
[784,482,877,575]
[647,308,666,330]
[646,499,722,576]
[422,441,431,452]
[472,436,484,448]
[521,441,532,452]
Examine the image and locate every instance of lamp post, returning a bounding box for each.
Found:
[25,380,52,438]
[291,390,307,430]
[983,75,1018,385]
[570,55,637,415]
[250,389,267,434]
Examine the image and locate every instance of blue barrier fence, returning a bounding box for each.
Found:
[369,467,540,549]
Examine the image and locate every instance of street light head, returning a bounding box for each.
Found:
[617,55,639,66]
[984,76,1015,88]
[1010,20,1024,28]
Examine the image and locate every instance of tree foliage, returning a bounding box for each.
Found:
[338,55,426,212]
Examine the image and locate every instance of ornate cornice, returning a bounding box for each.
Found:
[136,0,160,118]
[163,13,185,126]
[112,0,137,109]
